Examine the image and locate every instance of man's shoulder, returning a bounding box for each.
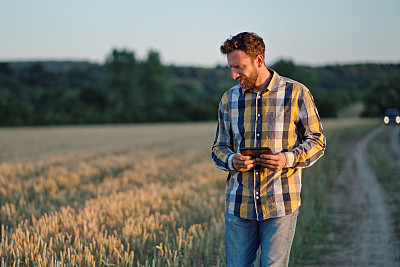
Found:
[279,76,308,91]
[226,83,241,93]
[223,83,241,99]
[268,70,309,93]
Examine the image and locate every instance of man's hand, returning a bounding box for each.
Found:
[256,153,287,171]
[233,153,256,172]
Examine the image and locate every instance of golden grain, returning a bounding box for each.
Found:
[0,120,375,266]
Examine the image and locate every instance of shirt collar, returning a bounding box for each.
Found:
[266,69,281,92]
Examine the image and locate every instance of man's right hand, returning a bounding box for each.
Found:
[232,153,256,172]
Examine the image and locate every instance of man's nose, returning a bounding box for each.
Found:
[231,69,239,80]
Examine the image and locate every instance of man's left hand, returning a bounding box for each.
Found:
[256,153,287,171]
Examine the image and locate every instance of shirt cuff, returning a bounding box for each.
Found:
[228,153,235,170]
[284,152,295,168]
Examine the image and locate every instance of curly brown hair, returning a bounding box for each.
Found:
[220,32,265,59]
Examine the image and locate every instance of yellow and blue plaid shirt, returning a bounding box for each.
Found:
[212,69,325,221]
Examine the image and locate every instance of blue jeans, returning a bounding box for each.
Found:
[225,209,299,267]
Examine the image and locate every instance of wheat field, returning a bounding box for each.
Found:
[0,119,378,266]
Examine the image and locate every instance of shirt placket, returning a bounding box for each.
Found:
[254,91,263,220]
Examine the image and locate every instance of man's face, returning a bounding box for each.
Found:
[227,50,259,90]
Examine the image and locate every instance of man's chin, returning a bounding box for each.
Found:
[240,82,253,90]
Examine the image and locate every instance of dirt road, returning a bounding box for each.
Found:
[323,125,400,266]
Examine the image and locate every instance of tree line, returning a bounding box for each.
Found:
[0,49,399,126]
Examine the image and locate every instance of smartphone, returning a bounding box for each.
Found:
[240,147,273,158]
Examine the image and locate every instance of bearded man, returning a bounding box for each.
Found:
[211,32,326,267]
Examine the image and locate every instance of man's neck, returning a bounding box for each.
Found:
[253,67,272,92]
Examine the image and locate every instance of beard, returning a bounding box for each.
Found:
[237,66,259,90]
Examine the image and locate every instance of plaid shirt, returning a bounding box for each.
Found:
[212,69,326,221]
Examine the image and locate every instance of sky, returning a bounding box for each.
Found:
[1,0,399,67]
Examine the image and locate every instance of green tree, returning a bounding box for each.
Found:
[271,59,297,78]
[362,73,400,117]
[105,49,140,122]
[141,50,170,121]
[0,63,34,125]
[311,88,340,118]
[271,59,317,88]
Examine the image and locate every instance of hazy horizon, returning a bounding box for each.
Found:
[1,0,399,67]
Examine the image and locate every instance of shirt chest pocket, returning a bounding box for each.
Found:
[267,103,296,126]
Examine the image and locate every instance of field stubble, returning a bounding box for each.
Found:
[0,119,378,266]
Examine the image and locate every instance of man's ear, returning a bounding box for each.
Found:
[255,55,264,68]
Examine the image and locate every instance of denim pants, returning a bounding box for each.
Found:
[225,209,299,267]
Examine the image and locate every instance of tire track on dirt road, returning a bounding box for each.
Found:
[324,126,399,266]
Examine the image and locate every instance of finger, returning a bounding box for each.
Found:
[260,154,278,160]
[233,160,254,171]
[236,164,254,171]
[256,158,276,165]
[234,158,254,164]
[234,154,252,161]
[238,164,255,171]
[244,159,256,165]
[255,159,280,170]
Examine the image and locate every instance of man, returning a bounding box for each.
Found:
[211,32,326,267]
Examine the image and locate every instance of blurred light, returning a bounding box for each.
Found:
[396,116,400,124]
[384,116,389,124]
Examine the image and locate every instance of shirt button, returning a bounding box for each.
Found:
[258,114,261,117]
[257,133,260,137]
[256,196,260,199]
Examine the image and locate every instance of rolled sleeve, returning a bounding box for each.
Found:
[284,152,295,168]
